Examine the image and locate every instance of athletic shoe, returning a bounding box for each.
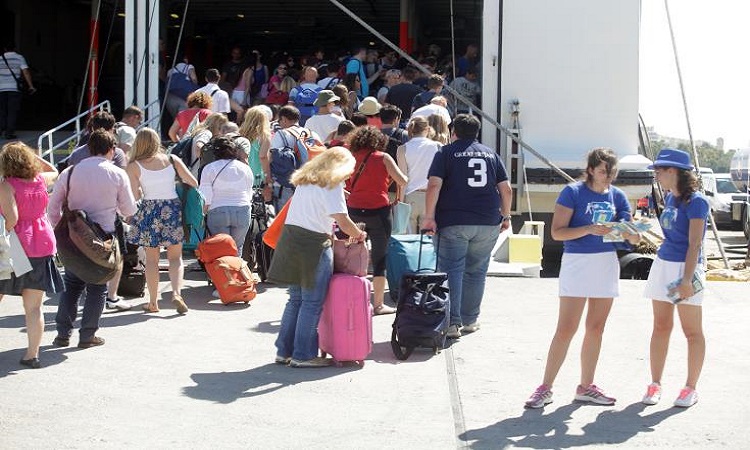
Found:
[674,387,698,408]
[105,297,132,311]
[461,322,481,334]
[274,355,291,365]
[525,384,553,409]
[575,384,616,405]
[642,382,662,405]
[289,357,332,368]
[446,324,462,339]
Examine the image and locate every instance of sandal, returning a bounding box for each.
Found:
[374,304,396,315]
[142,303,159,313]
[172,294,189,315]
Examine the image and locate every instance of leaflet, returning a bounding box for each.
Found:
[599,219,652,243]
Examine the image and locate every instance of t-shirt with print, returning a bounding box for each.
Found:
[556,181,632,254]
[286,183,348,234]
[427,139,508,228]
[657,191,709,262]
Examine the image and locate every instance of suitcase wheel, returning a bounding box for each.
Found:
[357,360,365,367]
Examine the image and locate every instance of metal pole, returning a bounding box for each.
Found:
[664,0,729,269]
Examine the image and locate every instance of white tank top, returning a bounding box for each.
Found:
[136,161,178,200]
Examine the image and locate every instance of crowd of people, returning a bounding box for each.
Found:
[0,43,707,409]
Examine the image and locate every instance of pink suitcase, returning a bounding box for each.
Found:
[318,273,373,366]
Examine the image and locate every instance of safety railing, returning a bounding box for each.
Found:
[138,99,161,132]
[38,101,111,164]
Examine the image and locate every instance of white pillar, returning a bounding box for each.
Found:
[124,0,135,109]
[135,0,147,107]
[147,0,159,132]
[481,0,500,149]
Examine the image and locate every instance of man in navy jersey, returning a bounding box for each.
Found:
[422,114,513,339]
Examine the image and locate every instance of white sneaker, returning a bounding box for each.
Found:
[446,324,462,339]
[642,382,662,405]
[105,298,132,311]
[461,322,481,334]
[674,387,698,408]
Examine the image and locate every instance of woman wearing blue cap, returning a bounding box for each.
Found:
[642,148,708,408]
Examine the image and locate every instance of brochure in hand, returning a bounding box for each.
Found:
[667,271,704,303]
[599,219,652,243]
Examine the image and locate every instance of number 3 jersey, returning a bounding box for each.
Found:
[428,139,509,228]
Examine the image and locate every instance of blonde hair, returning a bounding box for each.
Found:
[407,116,430,138]
[0,142,41,179]
[129,128,163,161]
[239,106,271,142]
[290,146,355,189]
[279,76,297,93]
[192,112,229,137]
[427,114,450,145]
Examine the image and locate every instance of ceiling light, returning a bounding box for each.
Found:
[170,13,179,19]
[237,14,245,19]
[117,13,126,18]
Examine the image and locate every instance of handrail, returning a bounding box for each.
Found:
[37,100,111,164]
[138,99,161,132]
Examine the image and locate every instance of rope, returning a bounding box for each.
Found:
[327,0,576,184]
[664,0,729,269]
[76,0,102,118]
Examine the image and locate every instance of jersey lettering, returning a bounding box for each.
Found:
[467,158,487,187]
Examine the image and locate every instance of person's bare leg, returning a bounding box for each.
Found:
[541,297,586,387]
[21,289,44,360]
[649,300,675,384]
[144,247,161,310]
[580,298,614,387]
[677,304,705,389]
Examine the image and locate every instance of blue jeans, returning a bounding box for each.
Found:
[55,269,108,341]
[437,224,501,327]
[275,247,333,361]
[272,184,294,214]
[206,205,251,256]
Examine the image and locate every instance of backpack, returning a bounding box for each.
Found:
[324,77,340,90]
[168,65,199,100]
[338,57,361,79]
[293,85,322,122]
[169,136,195,167]
[265,89,289,105]
[269,128,309,188]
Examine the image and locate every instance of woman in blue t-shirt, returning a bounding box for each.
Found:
[641,148,708,408]
[526,147,640,409]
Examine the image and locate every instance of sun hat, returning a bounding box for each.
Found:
[314,90,340,107]
[358,96,382,116]
[647,148,694,170]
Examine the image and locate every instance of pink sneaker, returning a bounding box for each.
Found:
[674,387,698,408]
[575,384,616,405]
[642,382,662,405]
[525,384,553,409]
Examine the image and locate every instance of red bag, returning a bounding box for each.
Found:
[265,89,289,105]
[205,256,257,304]
[196,233,238,264]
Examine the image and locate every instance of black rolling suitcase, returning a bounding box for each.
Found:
[391,231,449,360]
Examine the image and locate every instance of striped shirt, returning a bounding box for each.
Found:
[0,51,28,92]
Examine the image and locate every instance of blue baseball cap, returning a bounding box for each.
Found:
[647,148,694,170]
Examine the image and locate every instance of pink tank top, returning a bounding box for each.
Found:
[3,175,56,257]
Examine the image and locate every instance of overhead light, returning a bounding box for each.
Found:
[170,13,179,19]
[117,13,125,18]
[195,35,203,39]
[264,30,271,34]
[172,24,180,28]
[237,14,245,19]
[369,41,375,46]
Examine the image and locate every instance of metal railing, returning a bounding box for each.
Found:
[138,99,161,132]
[37,101,111,164]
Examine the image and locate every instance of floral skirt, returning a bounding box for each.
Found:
[127,198,184,248]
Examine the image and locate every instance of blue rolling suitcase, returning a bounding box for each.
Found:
[386,233,437,301]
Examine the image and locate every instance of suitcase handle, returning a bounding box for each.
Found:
[417,229,439,272]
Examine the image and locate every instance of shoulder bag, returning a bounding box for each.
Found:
[54,165,122,284]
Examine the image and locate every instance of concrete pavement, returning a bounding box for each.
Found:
[1,264,749,449]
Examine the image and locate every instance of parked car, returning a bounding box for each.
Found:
[706,173,749,230]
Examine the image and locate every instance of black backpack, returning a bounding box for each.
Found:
[169,136,195,167]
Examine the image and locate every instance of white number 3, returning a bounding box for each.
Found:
[467,158,487,187]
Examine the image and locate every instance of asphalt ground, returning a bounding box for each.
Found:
[1,255,748,449]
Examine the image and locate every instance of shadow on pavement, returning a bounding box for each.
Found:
[183,362,360,404]
[461,402,685,449]
[0,345,79,378]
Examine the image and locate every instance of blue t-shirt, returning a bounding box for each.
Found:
[556,182,632,254]
[428,139,508,228]
[657,192,709,262]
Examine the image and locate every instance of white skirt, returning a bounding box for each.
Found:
[559,251,620,298]
[643,256,705,306]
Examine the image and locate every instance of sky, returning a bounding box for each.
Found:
[639,0,750,150]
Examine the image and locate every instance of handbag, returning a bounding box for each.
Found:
[54,165,122,284]
[1,53,29,93]
[391,185,411,235]
[333,226,369,277]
